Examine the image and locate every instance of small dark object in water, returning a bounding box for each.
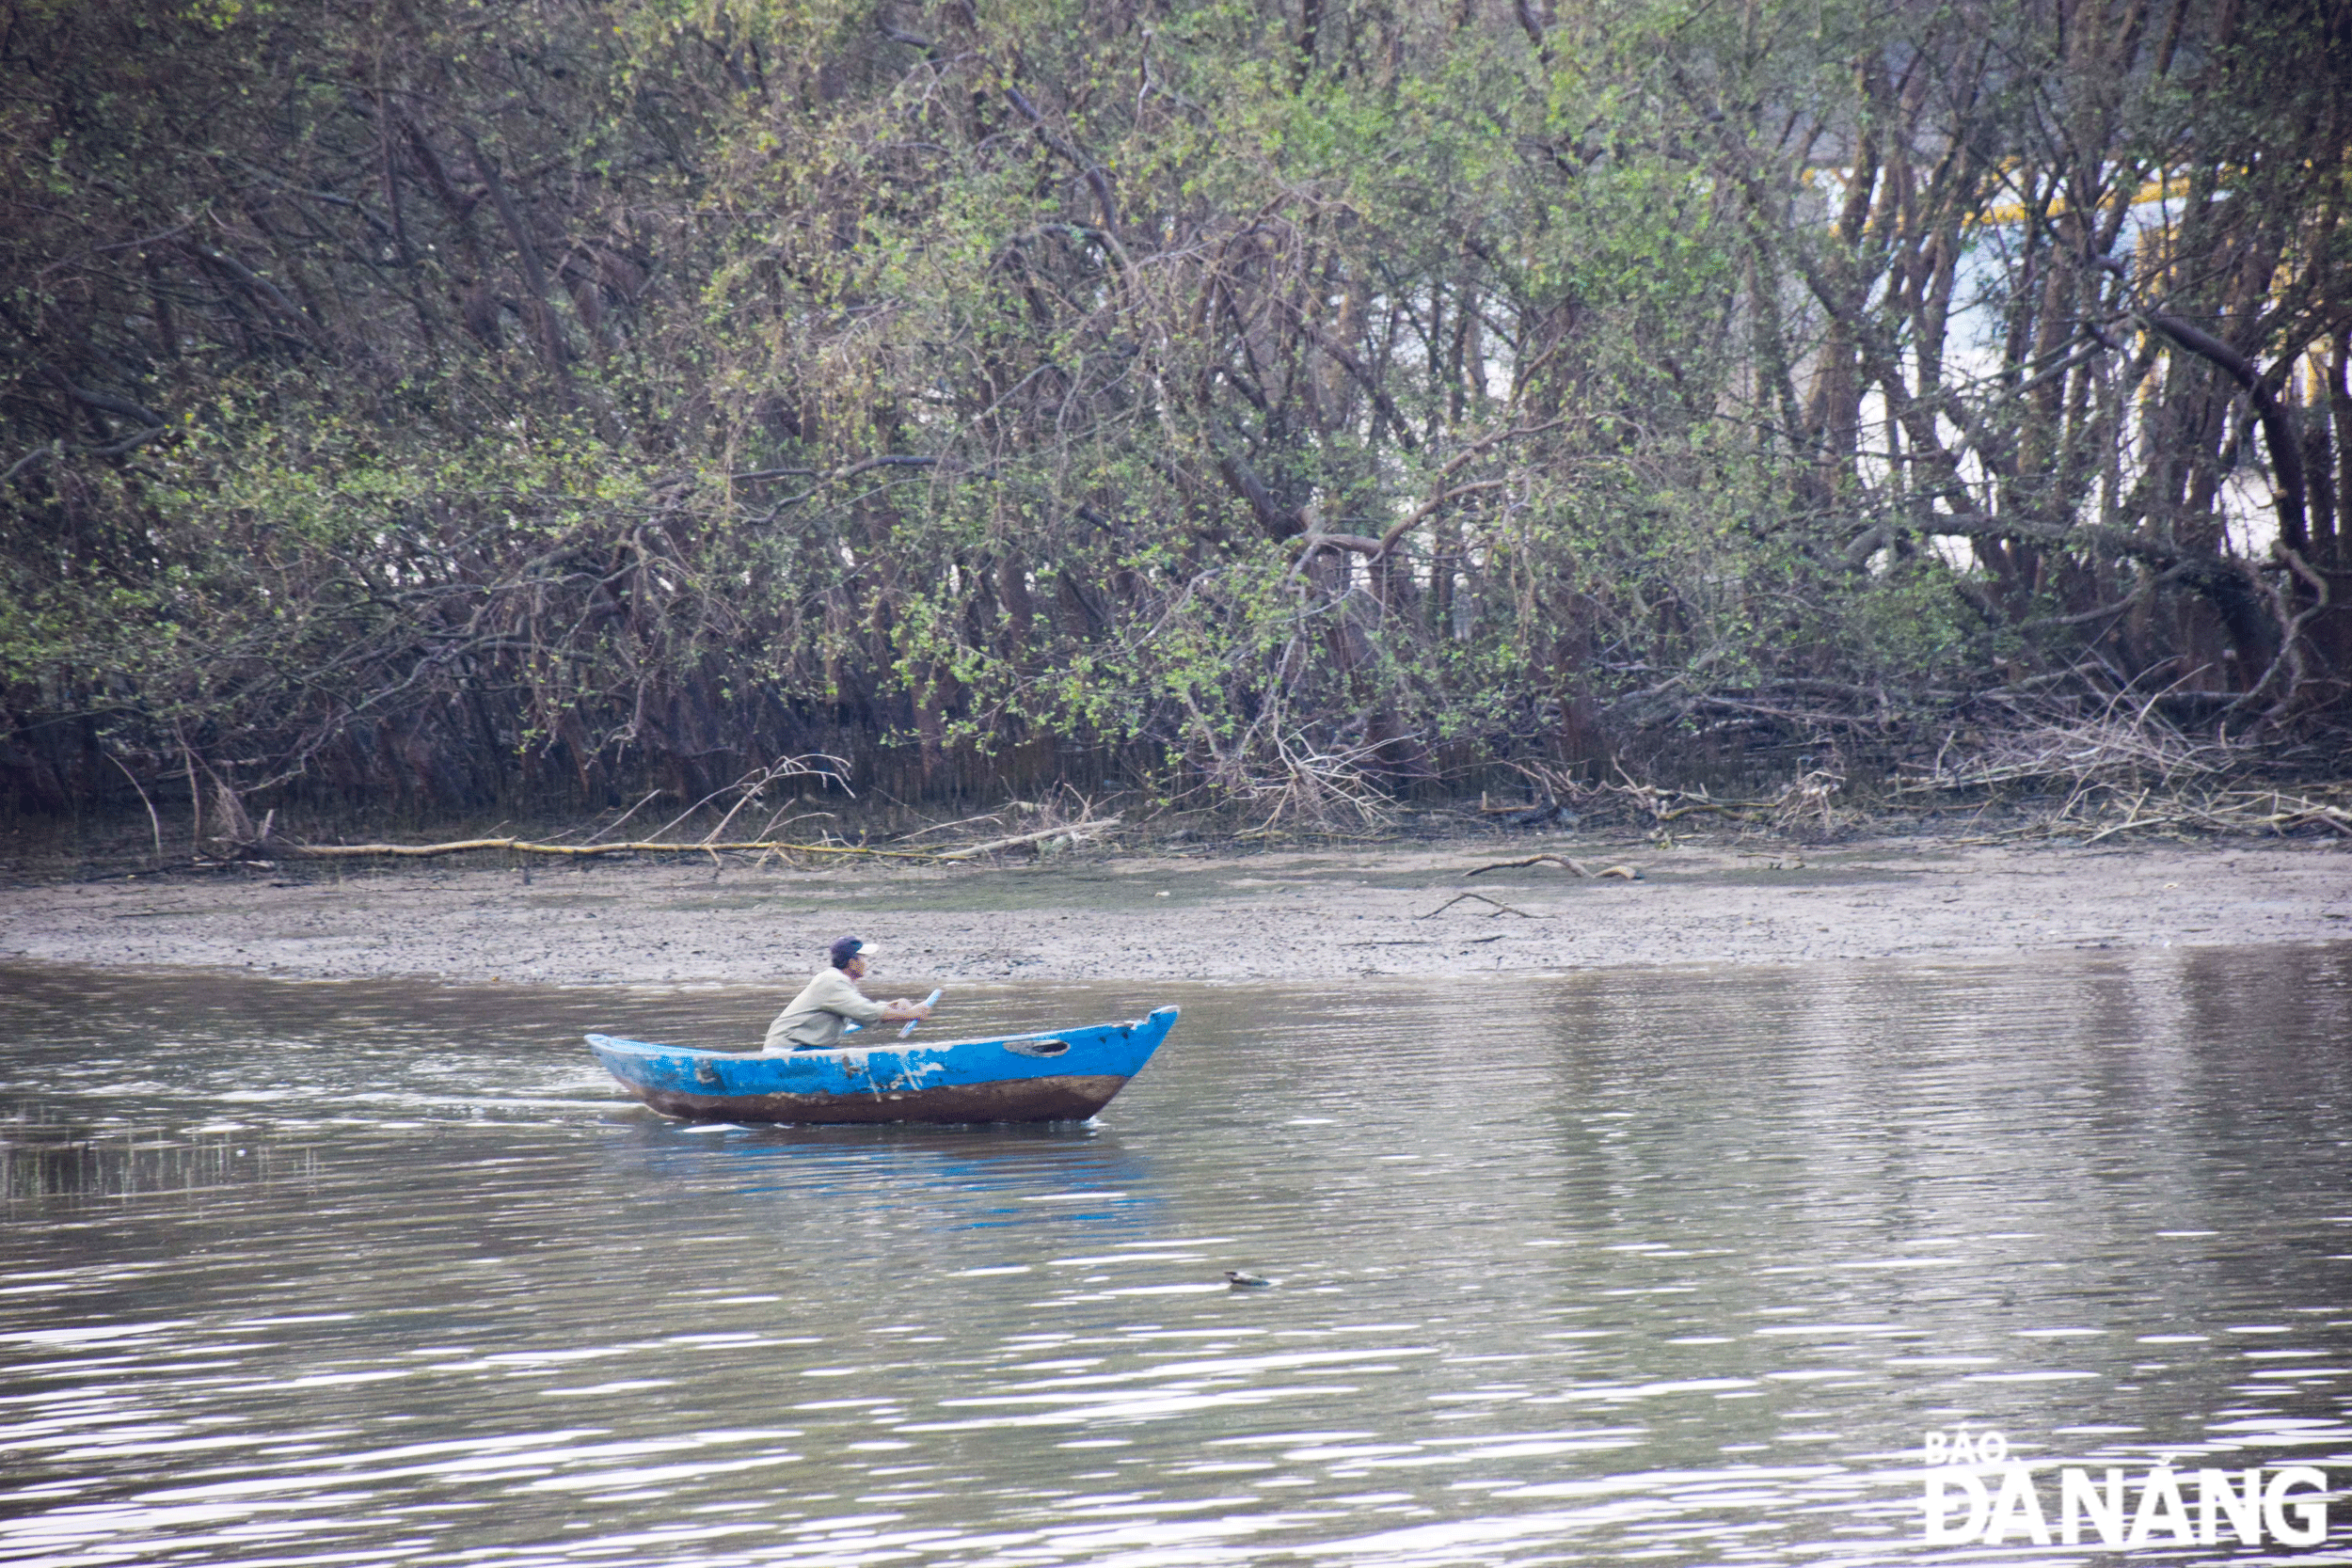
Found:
[1224,1270,1274,1289]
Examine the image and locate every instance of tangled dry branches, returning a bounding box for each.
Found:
[1899,706,2351,840]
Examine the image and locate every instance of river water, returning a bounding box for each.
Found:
[3,946,2349,1566]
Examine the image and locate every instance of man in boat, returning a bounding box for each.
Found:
[764,936,932,1052]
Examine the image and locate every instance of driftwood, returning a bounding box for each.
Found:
[1464,854,1643,879]
[1478,791,1536,814]
[232,810,1139,865]
[891,811,1006,843]
[279,837,943,861]
[937,816,1122,860]
[1417,891,1540,919]
[1467,853,1584,877]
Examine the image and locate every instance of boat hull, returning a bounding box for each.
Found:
[616,1072,1133,1125]
[586,1006,1177,1126]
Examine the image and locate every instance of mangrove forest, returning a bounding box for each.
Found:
[5,0,2349,834]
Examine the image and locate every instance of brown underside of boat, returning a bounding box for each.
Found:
[621,1073,1132,1125]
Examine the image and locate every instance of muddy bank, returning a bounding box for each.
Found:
[2,832,2344,986]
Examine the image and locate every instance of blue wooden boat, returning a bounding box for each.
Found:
[586,1006,1179,1125]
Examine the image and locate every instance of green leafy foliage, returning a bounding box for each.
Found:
[3,0,2347,820]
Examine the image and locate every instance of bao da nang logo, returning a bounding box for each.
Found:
[1921,1428,2333,1548]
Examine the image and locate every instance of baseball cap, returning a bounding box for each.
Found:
[828,936,875,968]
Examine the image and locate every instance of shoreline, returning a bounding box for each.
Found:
[2,833,2344,987]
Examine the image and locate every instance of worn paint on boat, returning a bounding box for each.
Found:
[586,1006,1179,1125]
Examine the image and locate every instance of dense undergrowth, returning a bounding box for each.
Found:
[6,0,2350,835]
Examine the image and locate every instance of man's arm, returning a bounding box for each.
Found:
[815,970,888,1023]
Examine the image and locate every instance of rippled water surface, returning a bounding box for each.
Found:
[4,946,2351,1566]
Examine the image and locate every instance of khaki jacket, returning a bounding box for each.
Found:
[764,967,887,1052]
